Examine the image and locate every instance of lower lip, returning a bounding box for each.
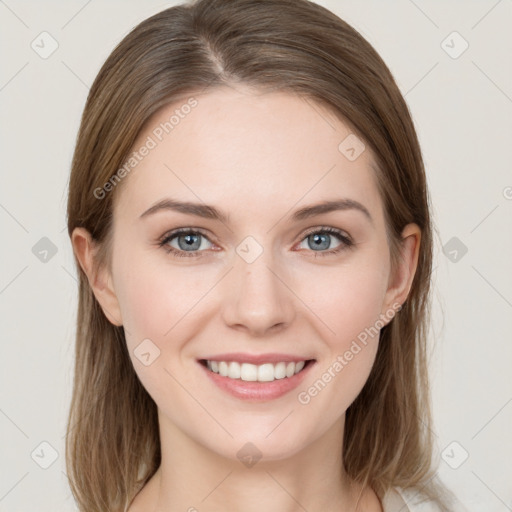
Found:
[199,361,315,402]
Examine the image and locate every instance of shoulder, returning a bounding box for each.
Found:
[382,487,469,512]
[381,487,441,512]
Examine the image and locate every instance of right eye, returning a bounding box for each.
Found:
[159,228,215,258]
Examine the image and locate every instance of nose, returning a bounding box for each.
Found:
[221,250,296,337]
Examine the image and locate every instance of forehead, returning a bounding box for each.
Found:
[114,85,383,224]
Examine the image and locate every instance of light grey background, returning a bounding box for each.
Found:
[1,1,511,511]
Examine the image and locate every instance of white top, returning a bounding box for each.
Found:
[382,487,442,511]
[382,487,468,512]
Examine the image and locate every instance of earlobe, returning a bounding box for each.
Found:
[383,223,421,313]
[71,227,123,326]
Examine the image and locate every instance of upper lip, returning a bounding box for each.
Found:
[199,353,314,365]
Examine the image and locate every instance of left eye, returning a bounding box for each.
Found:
[297,228,351,253]
[161,230,213,255]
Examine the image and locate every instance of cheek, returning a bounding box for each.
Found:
[302,257,389,345]
[293,258,389,411]
[112,250,221,406]
[112,254,207,407]
[114,250,205,344]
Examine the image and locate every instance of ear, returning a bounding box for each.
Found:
[71,227,123,326]
[382,223,421,314]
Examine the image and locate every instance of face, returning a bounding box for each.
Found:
[86,84,414,462]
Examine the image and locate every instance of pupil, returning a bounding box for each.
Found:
[310,233,329,251]
[180,234,200,250]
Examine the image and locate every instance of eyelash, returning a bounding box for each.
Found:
[158,226,354,259]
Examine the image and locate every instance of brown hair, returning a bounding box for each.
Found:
[66,0,454,510]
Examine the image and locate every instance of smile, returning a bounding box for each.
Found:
[198,358,316,401]
[203,359,309,382]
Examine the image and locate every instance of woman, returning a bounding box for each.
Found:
[66,0,461,510]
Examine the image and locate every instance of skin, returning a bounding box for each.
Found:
[72,84,421,512]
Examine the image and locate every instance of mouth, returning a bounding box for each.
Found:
[197,357,316,401]
[199,358,314,382]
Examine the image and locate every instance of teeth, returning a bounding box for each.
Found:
[241,363,258,381]
[274,362,287,379]
[205,360,308,382]
[258,363,274,382]
[228,361,241,379]
[218,361,229,377]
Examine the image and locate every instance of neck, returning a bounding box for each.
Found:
[132,410,378,512]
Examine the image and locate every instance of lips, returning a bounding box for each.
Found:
[199,352,312,365]
[197,354,316,401]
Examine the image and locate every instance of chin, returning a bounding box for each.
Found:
[209,419,320,465]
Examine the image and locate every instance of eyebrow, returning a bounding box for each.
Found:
[139,197,372,224]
